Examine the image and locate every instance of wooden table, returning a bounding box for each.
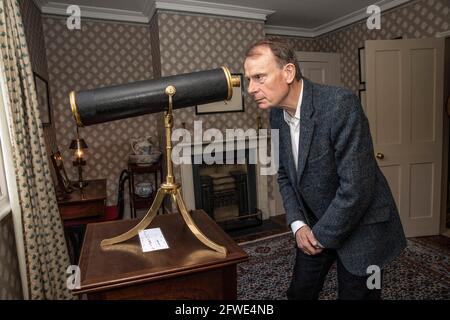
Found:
[58,179,107,221]
[57,179,107,264]
[73,210,249,300]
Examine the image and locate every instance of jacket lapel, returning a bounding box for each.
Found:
[297,79,315,184]
[280,120,298,185]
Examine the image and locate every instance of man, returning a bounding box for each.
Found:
[244,39,406,300]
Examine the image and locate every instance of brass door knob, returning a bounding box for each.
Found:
[376,152,384,160]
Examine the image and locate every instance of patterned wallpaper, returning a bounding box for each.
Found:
[150,15,162,78]
[149,15,165,153]
[269,35,319,52]
[20,0,60,190]
[42,17,158,206]
[0,215,23,299]
[20,0,48,78]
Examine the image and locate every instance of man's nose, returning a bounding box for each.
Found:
[247,80,258,96]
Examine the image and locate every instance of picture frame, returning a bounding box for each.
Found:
[358,47,366,85]
[50,151,72,194]
[195,73,245,115]
[33,72,51,126]
[358,89,367,114]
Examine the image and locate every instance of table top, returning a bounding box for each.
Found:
[73,210,248,295]
[128,161,162,173]
[58,179,107,205]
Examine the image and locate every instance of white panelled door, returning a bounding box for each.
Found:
[365,39,445,237]
[296,51,341,86]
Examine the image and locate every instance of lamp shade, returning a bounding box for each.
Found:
[69,138,88,150]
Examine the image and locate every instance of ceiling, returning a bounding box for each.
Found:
[34,0,412,37]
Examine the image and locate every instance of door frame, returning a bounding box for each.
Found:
[365,38,445,236]
[441,36,450,234]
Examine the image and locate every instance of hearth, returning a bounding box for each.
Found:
[192,149,261,231]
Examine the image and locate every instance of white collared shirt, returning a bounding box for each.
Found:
[283,85,303,170]
[282,81,324,249]
[282,81,308,237]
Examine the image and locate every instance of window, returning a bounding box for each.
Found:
[0,68,11,221]
[0,124,10,220]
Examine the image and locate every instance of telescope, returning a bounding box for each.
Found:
[70,66,240,126]
[69,66,241,255]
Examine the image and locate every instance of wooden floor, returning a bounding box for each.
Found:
[228,214,289,243]
[411,234,450,253]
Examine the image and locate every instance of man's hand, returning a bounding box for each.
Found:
[295,225,323,255]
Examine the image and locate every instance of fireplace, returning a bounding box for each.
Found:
[178,134,271,229]
[192,148,261,230]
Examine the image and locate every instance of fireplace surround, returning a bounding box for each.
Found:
[192,147,259,230]
[179,134,272,227]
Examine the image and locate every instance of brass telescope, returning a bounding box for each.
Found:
[69,67,241,255]
[70,67,240,126]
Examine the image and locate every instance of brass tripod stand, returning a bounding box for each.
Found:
[100,85,227,255]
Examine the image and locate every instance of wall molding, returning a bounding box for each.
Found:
[436,30,450,38]
[265,0,412,37]
[35,0,274,24]
[264,25,316,38]
[35,1,150,23]
[151,0,274,22]
[35,0,413,37]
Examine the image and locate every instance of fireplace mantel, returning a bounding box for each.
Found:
[176,134,267,148]
[177,134,271,220]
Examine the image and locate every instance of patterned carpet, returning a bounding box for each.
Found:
[237,233,450,300]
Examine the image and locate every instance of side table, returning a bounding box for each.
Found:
[128,157,163,218]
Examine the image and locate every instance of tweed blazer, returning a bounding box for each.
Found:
[270,78,406,276]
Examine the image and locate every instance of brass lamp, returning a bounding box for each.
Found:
[69,127,88,189]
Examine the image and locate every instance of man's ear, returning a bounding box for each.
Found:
[284,63,296,84]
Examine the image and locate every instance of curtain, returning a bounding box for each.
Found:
[0,0,73,299]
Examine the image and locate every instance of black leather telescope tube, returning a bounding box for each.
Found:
[70,66,240,126]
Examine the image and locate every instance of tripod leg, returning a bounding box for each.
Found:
[101,188,166,246]
[173,189,227,255]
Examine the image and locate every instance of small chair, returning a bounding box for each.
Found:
[103,169,130,221]
[64,169,130,263]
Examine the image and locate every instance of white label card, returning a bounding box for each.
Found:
[138,227,169,252]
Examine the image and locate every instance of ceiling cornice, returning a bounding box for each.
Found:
[35,0,412,37]
[36,0,150,23]
[436,30,450,38]
[265,0,412,38]
[35,0,273,24]
[264,25,316,38]
[152,0,274,21]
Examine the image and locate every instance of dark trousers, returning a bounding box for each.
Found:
[287,248,382,300]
